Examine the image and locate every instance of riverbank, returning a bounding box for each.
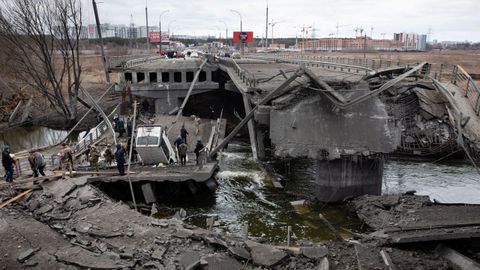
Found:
[2,175,473,269]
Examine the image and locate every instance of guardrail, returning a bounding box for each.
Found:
[217,58,258,88]
[73,104,120,155]
[452,65,480,115]
[247,54,373,75]
[109,54,151,69]
[249,53,455,82]
[124,55,165,69]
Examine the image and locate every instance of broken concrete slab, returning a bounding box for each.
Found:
[151,246,167,260]
[55,246,131,269]
[34,204,53,215]
[70,176,89,187]
[173,228,195,239]
[17,248,40,263]
[300,246,328,260]
[204,253,243,270]
[228,246,251,261]
[178,251,201,270]
[42,180,76,199]
[245,240,288,267]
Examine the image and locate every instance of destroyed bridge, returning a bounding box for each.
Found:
[111,53,480,202]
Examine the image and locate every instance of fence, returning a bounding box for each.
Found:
[217,58,258,88]
[451,65,480,115]
[249,53,455,83]
[73,104,120,155]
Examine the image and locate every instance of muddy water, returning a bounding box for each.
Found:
[3,127,480,241]
[164,144,361,242]
[0,126,67,152]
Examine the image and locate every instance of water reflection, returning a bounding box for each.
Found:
[0,127,67,152]
[383,160,480,204]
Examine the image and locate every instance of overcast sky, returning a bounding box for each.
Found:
[84,0,480,42]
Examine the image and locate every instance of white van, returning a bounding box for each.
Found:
[136,125,177,165]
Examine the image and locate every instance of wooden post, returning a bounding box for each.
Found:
[287,226,292,247]
[127,101,138,211]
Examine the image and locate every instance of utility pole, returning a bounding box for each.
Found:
[145,4,150,53]
[220,21,228,47]
[265,1,269,48]
[230,10,243,55]
[159,10,169,55]
[92,0,110,83]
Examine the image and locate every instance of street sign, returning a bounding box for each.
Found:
[149,32,170,43]
[233,31,254,43]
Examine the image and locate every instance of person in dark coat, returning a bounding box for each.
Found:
[194,140,204,165]
[115,144,126,176]
[117,119,125,137]
[178,142,188,166]
[180,125,189,145]
[2,144,14,183]
[126,118,133,138]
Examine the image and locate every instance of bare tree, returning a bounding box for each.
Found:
[0,0,83,126]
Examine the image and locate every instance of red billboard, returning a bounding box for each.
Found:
[233,31,254,43]
[149,32,170,43]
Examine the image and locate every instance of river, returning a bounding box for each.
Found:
[2,127,479,242]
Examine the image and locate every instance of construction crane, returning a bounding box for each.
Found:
[354,26,364,37]
[335,23,351,37]
[295,24,313,52]
[268,19,285,48]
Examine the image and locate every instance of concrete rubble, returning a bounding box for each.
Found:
[0,177,339,269]
[2,176,479,269]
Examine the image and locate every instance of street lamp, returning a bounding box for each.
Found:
[167,20,177,50]
[158,9,169,55]
[230,9,243,55]
[219,20,228,47]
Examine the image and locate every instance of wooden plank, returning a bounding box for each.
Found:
[0,189,33,209]
[380,249,396,270]
[0,174,62,190]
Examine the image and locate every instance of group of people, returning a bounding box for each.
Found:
[113,114,133,138]
[2,143,48,182]
[173,125,205,166]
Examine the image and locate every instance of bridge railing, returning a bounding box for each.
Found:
[109,54,150,69]
[250,53,455,82]
[218,58,258,88]
[124,55,164,69]
[451,65,480,115]
[73,104,120,155]
[247,54,373,75]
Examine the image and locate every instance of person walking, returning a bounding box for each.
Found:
[89,146,100,173]
[115,144,126,176]
[61,143,74,174]
[117,118,125,137]
[193,116,201,135]
[178,142,188,166]
[180,125,189,145]
[194,140,204,165]
[2,144,14,183]
[103,144,114,167]
[28,151,46,177]
[127,118,133,138]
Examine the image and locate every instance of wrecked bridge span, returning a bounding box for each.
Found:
[117,55,480,202]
